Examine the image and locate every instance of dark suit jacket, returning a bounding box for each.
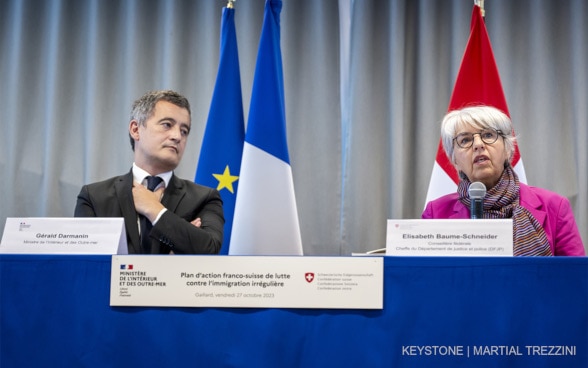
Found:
[74,171,224,254]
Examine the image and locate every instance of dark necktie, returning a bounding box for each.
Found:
[140,176,163,253]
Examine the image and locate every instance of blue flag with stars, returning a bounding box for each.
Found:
[195,5,244,255]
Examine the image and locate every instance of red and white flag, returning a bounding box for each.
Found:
[425,4,526,204]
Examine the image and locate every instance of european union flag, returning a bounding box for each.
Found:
[195,5,244,255]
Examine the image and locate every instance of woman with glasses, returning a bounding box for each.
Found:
[422,105,584,256]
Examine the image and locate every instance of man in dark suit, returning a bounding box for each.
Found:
[75,90,224,254]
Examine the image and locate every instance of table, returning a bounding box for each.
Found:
[1,255,586,367]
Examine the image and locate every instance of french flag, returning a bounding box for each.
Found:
[229,0,303,256]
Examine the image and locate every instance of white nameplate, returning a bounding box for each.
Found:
[110,255,383,309]
[386,219,513,256]
[0,217,127,255]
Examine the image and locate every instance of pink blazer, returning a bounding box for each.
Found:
[422,183,585,256]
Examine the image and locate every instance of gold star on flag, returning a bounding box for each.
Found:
[212,165,239,194]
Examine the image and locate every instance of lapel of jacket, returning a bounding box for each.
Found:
[115,171,142,254]
[451,199,470,218]
[161,174,186,213]
[519,184,547,227]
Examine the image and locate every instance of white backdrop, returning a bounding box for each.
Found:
[1,0,586,254]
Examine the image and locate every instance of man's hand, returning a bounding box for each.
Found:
[132,181,165,222]
[168,218,201,254]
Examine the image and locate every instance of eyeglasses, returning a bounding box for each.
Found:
[453,128,503,149]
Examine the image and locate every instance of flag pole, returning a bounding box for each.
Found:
[474,0,485,18]
[227,0,235,9]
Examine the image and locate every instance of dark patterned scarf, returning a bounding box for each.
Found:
[457,166,553,256]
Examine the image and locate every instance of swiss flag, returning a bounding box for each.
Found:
[425,5,526,204]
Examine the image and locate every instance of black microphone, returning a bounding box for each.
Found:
[468,181,486,219]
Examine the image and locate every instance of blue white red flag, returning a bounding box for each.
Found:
[229,0,303,255]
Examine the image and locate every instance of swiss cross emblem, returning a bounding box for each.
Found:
[305,272,315,283]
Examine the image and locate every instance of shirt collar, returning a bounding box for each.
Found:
[132,163,172,188]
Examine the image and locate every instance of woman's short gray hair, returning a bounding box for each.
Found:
[440,105,516,164]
